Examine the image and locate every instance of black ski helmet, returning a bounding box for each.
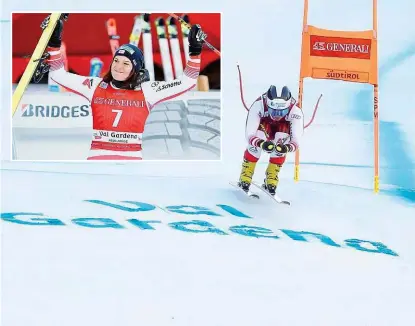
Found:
[266,85,292,119]
[267,85,292,101]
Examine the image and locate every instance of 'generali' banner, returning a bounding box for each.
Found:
[310,35,372,60]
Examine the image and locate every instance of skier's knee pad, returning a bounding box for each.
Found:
[244,147,260,162]
[270,156,286,165]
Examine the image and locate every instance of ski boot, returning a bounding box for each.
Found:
[237,159,257,193]
[262,162,281,196]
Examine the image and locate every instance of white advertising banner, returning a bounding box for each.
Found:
[12,87,221,160]
[13,92,92,129]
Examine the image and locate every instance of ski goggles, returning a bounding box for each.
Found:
[269,107,290,118]
[267,98,291,118]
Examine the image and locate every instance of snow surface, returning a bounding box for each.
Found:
[2,1,415,326]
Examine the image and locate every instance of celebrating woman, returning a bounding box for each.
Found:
[44,15,207,160]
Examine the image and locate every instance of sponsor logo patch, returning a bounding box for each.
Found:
[310,35,372,60]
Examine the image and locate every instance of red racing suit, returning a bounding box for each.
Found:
[244,93,304,165]
[47,46,201,160]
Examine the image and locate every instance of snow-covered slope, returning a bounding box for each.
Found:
[2,1,415,325]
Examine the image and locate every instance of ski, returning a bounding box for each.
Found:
[180,14,190,63]
[129,15,142,47]
[155,17,174,81]
[106,18,120,56]
[251,182,291,206]
[141,13,155,81]
[13,13,63,116]
[229,182,259,199]
[167,15,184,78]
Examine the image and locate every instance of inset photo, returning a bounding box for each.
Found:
[12,12,221,160]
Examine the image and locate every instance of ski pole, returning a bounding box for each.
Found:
[303,94,323,129]
[168,13,221,56]
[237,64,323,129]
[12,13,62,116]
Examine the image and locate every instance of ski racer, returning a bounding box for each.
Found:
[237,85,304,196]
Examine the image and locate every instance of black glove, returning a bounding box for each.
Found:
[136,68,150,85]
[122,69,150,90]
[41,14,69,48]
[275,144,294,154]
[188,24,207,56]
[258,140,276,153]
